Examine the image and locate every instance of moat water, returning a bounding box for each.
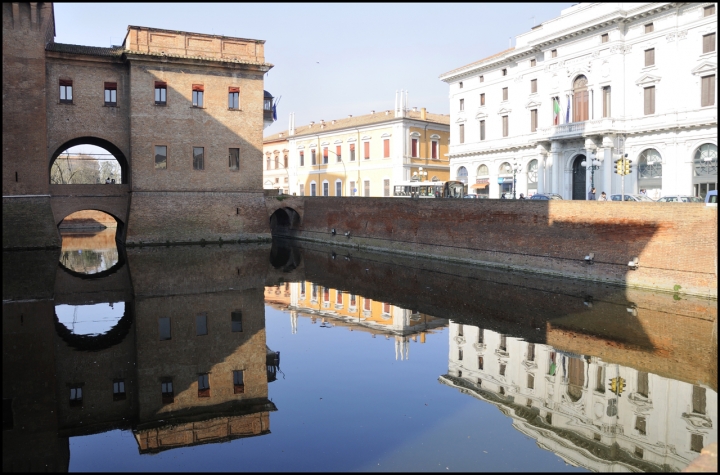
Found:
[2,230,717,472]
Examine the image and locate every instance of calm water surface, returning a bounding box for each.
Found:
[3,236,716,472]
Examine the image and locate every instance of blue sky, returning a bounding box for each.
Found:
[54,3,573,136]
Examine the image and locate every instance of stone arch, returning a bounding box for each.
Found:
[269,207,300,236]
[571,154,587,200]
[56,208,126,246]
[54,303,133,352]
[269,240,301,272]
[49,136,130,184]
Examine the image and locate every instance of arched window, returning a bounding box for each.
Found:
[283,154,288,168]
[527,159,538,193]
[475,164,490,197]
[573,75,589,122]
[477,164,489,177]
[499,162,512,175]
[638,149,662,197]
[457,166,468,184]
[693,144,718,199]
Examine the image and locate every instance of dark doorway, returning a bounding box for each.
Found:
[572,155,587,200]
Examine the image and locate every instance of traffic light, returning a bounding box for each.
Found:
[613,153,629,175]
[615,158,624,175]
[624,159,632,175]
[609,376,626,396]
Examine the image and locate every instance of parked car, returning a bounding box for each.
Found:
[463,194,480,199]
[610,194,655,202]
[530,193,563,200]
[656,195,704,203]
[705,190,717,205]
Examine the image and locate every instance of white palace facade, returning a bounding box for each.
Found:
[440,2,717,200]
[441,323,717,472]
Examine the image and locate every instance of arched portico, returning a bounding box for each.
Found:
[49,136,130,185]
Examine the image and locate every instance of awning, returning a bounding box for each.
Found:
[471,183,488,189]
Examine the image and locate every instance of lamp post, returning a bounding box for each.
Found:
[581,151,603,192]
[505,161,523,199]
[414,167,428,182]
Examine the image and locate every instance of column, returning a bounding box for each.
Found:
[537,144,548,194]
[601,135,614,196]
[489,160,499,199]
[548,142,561,194]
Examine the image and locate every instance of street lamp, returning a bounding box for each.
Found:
[581,151,603,192]
[504,161,523,199]
[414,167,428,182]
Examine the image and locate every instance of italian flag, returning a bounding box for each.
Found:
[553,98,560,125]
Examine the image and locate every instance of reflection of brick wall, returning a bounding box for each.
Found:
[59,210,119,228]
[284,198,717,296]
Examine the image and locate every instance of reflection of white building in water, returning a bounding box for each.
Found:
[440,322,717,472]
[277,281,447,360]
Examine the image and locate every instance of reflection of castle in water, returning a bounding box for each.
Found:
[265,281,447,360]
[440,323,717,472]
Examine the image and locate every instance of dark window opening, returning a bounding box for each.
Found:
[193,147,204,170]
[113,379,126,401]
[233,370,245,394]
[198,374,210,398]
[229,148,240,171]
[635,416,647,435]
[3,399,14,430]
[69,385,83,407]
[196,313,208,336]
[478,356,484,370]
[231,310,243,332]
[691,434,704,453]
[500,364,506,376]
[161,380,174,404]
[104,82,117,106]
[159,317,171,341]
[154,81,167,105]
[693,386,706,414]
[155,145,167,170]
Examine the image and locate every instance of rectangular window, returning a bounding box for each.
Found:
[478,329,484,344]
[383,139,390,158]
[233,370,245,394]
[551,49,557,58]
[299,150,305,167]
[336,181,342,196]
[635,416,647,435]
[231,310,243,332]
[284,154,288,169]
[193,147,204,170]
[703,33,716,54]
[480,120,486,141]
[323,287,330,303]
[502,115,509,137]
[364,180,370,196]
[198,374,210,398]
[602,86,611,117]
[349,181,355,196]
[637,371,649,397]
[364,141,370,159]
[527,343,535,362]
[459,98,464,110]
[431,141,438,159]
[502,87,508,101]
[299,184,305,196]
[229,148,239,171]
[104,82,117,106]
[349,143,356,161]
[192,84,204,107]
[499,364,506,376]
[601,33,609,43]
[530,58,536,67]
[478,92,486,107]
[155,145,167,170]
[4,398,14,430]
[644,48,655,67]
[196,313,208,336]
[154,81,167,105]
[159,317,171,340]
[59,79,73,103]
[383,179,390,197]
[411,138,418,157]
[311,183,316,196]
[322,147,328,164]
[530,109,538,132]
[336,291,343,305]
[458,325,464,337]
[323,182,329,196]
[113,379,126,401]
[644,86,655,115]
[499,335,507,351]
[527,374,535,389]
[458,350,463,361]
[69,385,83,406]
[479,75,484,83]
[595,366,606,393]
[693,386,706,414]
[502,68,507,76]
[459,81,463,89]
[478,356,484,370]
[161,381,174,404]
[691,434,704,453]
[459,124,465,144]
[311,149,317,165]
[531,79,537,94]
[228,87,240,109]
[645,23,654,34]
[705,5,715,16]
[336,145,342,162]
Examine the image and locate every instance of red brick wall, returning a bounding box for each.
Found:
[279,198,718,297]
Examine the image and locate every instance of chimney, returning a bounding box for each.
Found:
[421,108,427,120]
[310,121,315,127]
[348,114,353,118]
[331,120,336,124]
[385,110,390,115]
[413,107,418,112]
[279,133,283,137]
[371,110,375,114]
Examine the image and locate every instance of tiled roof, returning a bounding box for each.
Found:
[440,47,515,79]
[46,43,125,57]
[264,109,450,143]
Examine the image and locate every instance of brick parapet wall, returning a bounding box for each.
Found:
[3,197,62,250]
[278,198,717,297]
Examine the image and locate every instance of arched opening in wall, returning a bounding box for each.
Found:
[572,75,589,122]
[473,164,490,197]
[693,143,717,199]
[637,149,662,200]
[498,162,513,197]
[50,138,128,184]
[269,207,300,236]
[572,155,587,200]
[269,240,301,272]
[54,301,132,351]
[527,160,538,197]
[58,210,124,276]
[566,356,585,402]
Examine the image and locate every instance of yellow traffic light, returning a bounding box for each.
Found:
[609,376,626,395]
[624,159,632,175]
[615,159,624,175]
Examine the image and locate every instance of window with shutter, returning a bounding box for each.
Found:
[322,147,328,164]
[502,116,509,137]
[431,141,438,159]
[601,33,609,43]
[502,87,508,101]
[364,141,370,159]
[701,75,715,107]
[154,81,167,105]
[479,75,484,83]
[551,49,557,58]
[530,109,537,132]
[703,33,716,54]
[602,86,611,117]
[644,86,655,115]
[480,120,486,141]
[350,143,355,161]
[228,87,240,109]
[704,5,715,16]
[645,23,654,34]
[336,145,342,162]
[104,82,117,106]
[531,79,537,94]
[459,124,465,144]
[411,138,418,157]
[480,93,485,105]
[192,84,204,107]
[645,48,655,67]
[311,149,316,165]
[383,139,390,158]
[530,58,536,67]
[59,79,73,103]
[299,151,304,167]
[459,98,464,110]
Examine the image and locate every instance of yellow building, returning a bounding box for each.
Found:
[263,92,450,196]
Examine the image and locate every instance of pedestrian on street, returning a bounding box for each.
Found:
[501,193,507,199]
[587,187,596,200]
[519,193,526,200]
[598,191,608,201]
[105,177,111,184]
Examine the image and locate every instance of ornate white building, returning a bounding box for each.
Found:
[440,2,717,200]
[441,323,717,471]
